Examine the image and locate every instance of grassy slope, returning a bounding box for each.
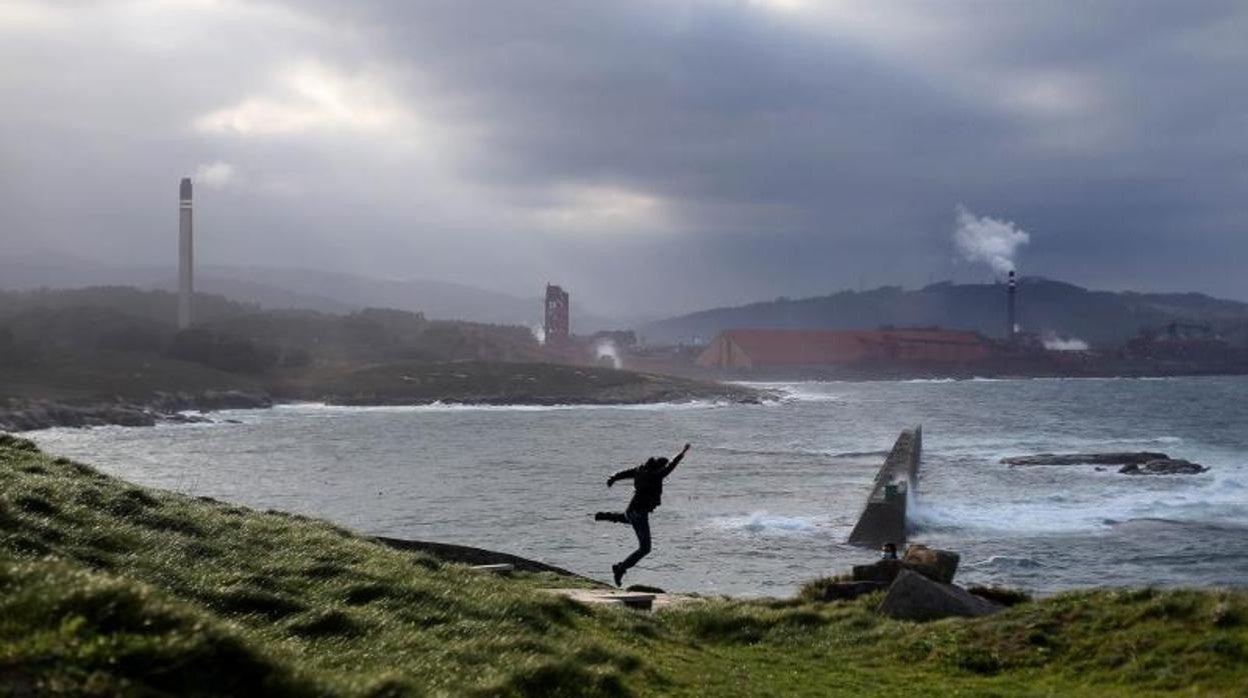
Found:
[0,352,263,404]
[2,355,755,409]
[276,360,758,405]
[1,435,1245,697]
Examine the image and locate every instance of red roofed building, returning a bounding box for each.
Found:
[696,329,991,369]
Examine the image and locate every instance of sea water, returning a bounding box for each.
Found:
[28,376,1248,596]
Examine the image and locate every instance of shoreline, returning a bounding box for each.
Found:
[0,390,767,433]
[8,369,1248,432]
[698,364,1248,383]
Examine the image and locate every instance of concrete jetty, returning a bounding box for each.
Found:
[847,426,922,548]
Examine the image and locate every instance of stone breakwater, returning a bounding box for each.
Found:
[0,390,273,432]
[847,426,922,548]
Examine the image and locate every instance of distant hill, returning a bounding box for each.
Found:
[0,258,618,330]
[0,286,544,374]
[638,278,1248,347]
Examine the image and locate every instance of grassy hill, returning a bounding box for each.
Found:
[2,434,1245,696]
[277,360,759,405]
[640,278,1248,347]
[1,287,756,421]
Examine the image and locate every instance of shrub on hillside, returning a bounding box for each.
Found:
[167,328,279,374]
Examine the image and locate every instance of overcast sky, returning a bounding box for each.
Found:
[2,1,1245,316]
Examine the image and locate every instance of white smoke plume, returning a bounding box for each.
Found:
[953,205,1031,275]
[595,340,623,369]
[1042,334,1090,351]
[531,324,546,345]
[194,161,236,189]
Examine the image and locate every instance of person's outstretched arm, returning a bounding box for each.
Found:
[661,443,691,478]
[607,466,638,488]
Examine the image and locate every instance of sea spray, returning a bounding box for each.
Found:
[595,340,623,369]
[1042,333,1090,351]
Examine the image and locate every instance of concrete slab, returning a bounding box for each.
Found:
[470,563,515,574]
[543,588,705,611]
[544,588,656,610]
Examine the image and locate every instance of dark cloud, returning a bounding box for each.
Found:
[1,1,1245,317]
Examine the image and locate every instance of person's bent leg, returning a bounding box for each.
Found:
[595,512,630,524]
[618,510,652,571]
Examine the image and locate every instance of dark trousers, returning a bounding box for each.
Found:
[601,509,652,571]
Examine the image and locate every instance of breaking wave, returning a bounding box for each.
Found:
[968,555,1043,570]
[274,400,730,413]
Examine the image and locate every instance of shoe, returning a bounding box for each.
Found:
[612,563,625,587]
[594,512,610,522]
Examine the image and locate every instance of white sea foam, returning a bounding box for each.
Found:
[711,512,819,535]
[912,463,1245,535]
[968,555,1043,569]
[273,400,729,414]
[735,383,845,402]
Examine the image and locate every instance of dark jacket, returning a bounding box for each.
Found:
[610,451,685,513]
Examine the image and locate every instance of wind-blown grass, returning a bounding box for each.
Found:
[1,432,1245,696]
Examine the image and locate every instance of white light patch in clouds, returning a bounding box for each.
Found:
[194,161,236,189]
[953,205,1031,275]
[194,61,413,137]
[1007,71,1099,117]
[0,2,63,31]
[747,0,810,12]
[533,185,677,235]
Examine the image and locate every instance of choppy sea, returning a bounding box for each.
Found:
[29,376,1248,596]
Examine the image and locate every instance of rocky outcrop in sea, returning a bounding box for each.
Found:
[0,390,272,432]
[1002,451,1210,475]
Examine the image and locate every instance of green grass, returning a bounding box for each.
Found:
[0,351,263,404]
[1,432,1245,696]
[276,360,758,405]
[1,354,756,413]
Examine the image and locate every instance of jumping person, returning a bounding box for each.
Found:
[594,443,691,586]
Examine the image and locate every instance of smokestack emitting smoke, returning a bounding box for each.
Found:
[953,205,1030,275]
[178,177,194,329]
[1007,270,1017,342]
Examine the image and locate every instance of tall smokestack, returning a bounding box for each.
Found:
[1006,270,1017,344]
[178,177,194,330]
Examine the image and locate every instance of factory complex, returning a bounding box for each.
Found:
[169,176,1246,380]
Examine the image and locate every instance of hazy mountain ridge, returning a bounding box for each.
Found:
[0,259,617,330]
[639,278,1248,347]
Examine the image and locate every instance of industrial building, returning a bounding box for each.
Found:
[695,328,990,369]
[543,283,570,345]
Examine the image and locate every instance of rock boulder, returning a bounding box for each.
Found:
[878,569,1004,622]
[852,546,961,586]
[1001,452,1168,466]
[901,545,960,584]
[851,559,906,585]
[1119,459,1208,475]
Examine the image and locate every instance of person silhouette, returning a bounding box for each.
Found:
[594,443,691,586]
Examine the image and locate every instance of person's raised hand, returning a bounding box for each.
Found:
[682,443,692,453]
[606,477,614,488]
